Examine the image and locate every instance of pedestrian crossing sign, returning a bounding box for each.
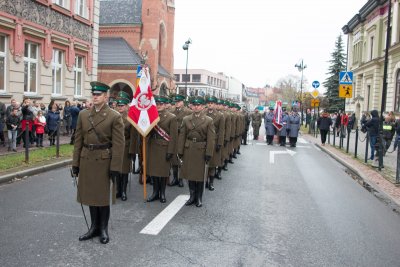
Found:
[339,84,353,98]
[339,72,353,84]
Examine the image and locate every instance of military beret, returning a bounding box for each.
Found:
[190,96,205,105]
[154,95,169,104]
[205,95,218,103]
[90,81,110,93]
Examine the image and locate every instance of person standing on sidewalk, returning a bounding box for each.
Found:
[5,107,20,152]
[72,81,124,244]
[34,111,46,147]
[317,110,332,146]
[46,102,60,146]
[0,100,6,146]
[365,110,379,161]
[69,101,80,145]
[63,100,72,136]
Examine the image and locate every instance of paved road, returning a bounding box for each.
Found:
[1,137,400,266]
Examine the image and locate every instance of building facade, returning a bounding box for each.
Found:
[343,0,400,119]
[174,69,229,99]
[98,0,175,100]
[0,0,99,104]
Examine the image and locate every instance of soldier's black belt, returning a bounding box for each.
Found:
[187,138,205,142]
[83,143,112,150]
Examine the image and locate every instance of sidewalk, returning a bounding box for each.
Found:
[302,131,400,211]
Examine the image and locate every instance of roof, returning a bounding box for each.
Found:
[98,38,142,66]
[99,0,142,25]
[158,64,172,78]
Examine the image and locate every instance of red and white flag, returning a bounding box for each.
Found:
[272,100,283,131]
[127,66,159,136]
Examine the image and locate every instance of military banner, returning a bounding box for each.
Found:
[272,100,283,130]
[127,66,160,136]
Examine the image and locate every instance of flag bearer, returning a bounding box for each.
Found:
[264,106,276,145]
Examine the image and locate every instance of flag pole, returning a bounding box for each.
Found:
[142,136,147,200]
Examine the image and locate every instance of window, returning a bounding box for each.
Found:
[395,71,400,112]
[0,36,6,92]
[174,74,180,82]
[52,49,63,95]
[53,0,64,7]
[24,43,38,93]
[74,56,83,96]
[182,74,190,82]
[192,74,200,83]
[366,85,371,111]
[75,0,87,18]
[369,36,374,61]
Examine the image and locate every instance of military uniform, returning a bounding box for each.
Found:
[251,110,262,140]
[204,96,225,191]
[228,103,237,163]
[221,100,231,172]
[278,110,289,146]
[178,96,215,207]
[264,108,276,145]
[288,109,301,147]
[146,96,178,203]
[72,81,124,244]
[241,108,251,145]
[169,94,192,187]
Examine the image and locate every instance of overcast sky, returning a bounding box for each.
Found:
[173,0,368,93]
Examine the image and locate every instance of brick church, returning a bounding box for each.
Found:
[98,0,176,100]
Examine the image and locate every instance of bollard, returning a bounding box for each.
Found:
[396,147,400,184]
[333,127,336,147]
[339,126,343,149]
[56,121,60,158]
[328,128,331,145]
[354,127,359,158]
[346,128,351,153]
[365,133,369,163]
[25,122,29,163]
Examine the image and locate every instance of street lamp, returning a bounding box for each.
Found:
[295,59,307,124]
[182,38,192,96]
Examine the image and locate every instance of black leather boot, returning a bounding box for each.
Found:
[185,181,196,206]
[208,176,214,191]
[222,160,228,171]
[79,206,100,241]
[196,182,204,207]
[178,178,184,187]
[228,155,234,164]
[160,177,167,203]
[237,148,241,155]
[116,174,122,198]
[215,167,222,180]
[99,206,110,244]
[147,177,160,202]
[232,150,237,158]
[121,174,128,201]
[168,165,179,186]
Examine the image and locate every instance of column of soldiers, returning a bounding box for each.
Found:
[72,84,246,244]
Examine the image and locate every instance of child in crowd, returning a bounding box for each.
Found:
[34,110,46,147]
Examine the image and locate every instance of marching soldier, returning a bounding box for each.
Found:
[278,107,289,146]
[204,96,225,191]
[251,108,262,140]
[115,91,132,201]
[146,96,178,203]
[264,106,276,145]
[169,94,192,187]
[72,81,124,244]
[178,96,215,207]
[288,107,301,147]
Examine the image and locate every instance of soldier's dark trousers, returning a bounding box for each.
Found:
[289,137,297,147]
[99,206,110,244]
[215,167,222,179]
[121,174,128,201]
[185,181,196,206]
[233,150,237,158]
[208,176,214,191]
[116,175,122,198]
[169,165,179,186]
[223,159,229,170]
[147,177,160,202]
[196,182,204,207]
[279,136,286,146]
[242,132,248,145]
[79,206,100,241]
[229,154,234,164]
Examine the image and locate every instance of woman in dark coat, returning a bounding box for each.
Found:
[365,110,379,160]
[317,111,332,145]
[46,102,61,146]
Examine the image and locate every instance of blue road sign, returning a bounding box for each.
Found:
[312,81,320,88]
[339,72,353,84]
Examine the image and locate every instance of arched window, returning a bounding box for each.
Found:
[395,70,400,112]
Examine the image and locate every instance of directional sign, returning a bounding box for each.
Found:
[269,149,296,164]
[339,72,353,84]
[339,84,353,98]
[312,81,320,88]
[311,99,320,107]
[311,89,319,99]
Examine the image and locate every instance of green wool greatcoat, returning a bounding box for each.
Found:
[72,105,125,206]
[170,106,192,166]
[121,112,132,174]
[178,113,216,181]
[146,110,178,177]
[205,109,225,168]
[221,110,231,162]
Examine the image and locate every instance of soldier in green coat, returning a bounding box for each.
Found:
[251,108,262,140]
[146,96,178,203]
[115,91,132,201]
[72,82,125,244]
[178,96,215,207]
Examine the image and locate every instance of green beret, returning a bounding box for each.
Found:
[90,81,110,93]
[190,96,205,105]
[154,95,169,104]
[205,95,218,103]
[174,94,185,102]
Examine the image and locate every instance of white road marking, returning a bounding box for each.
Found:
[269,149,296,164]
[256,143,268,146]
[140,194,189,235]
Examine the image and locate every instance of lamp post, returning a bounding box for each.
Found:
[295,59,307,125]
[182,38,192,96]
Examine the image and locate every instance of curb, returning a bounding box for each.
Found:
[0,159,72,185]
[315,143,400,213]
